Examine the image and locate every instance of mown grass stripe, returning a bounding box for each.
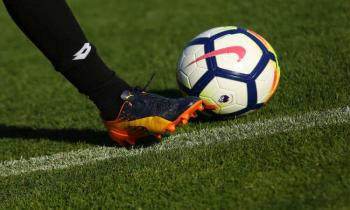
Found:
[0,107,349,177]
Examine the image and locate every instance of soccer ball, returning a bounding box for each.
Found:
[177,26,280,116]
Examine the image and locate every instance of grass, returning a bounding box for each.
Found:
[0,0,349,209]
[1,125,349,209]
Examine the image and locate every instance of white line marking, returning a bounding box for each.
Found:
[0,107,349,177]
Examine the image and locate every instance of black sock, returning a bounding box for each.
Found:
[3,0,130,120]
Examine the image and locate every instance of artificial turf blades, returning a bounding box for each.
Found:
[0,0,349,209]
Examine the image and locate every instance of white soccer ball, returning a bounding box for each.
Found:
[177,26,280,116]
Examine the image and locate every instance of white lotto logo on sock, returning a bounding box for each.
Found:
[73,42,91,60]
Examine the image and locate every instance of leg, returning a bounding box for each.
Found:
[3,0,130,120]
[3,0,204,146]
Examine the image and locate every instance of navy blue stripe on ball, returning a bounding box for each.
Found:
[183,37,215,96]
[247,80,257,109]
[249,53,271,80]
[204,37,215,70]
[253,103,264,109]
[240,30,273,79]
[214,70,250,82]
[268,52,276,61]
[187,35,217,96]
[242,30,277,63]
[240,30,269,54]
[210,28,244,41]
[190,72,215,96]
[187,37,210,46]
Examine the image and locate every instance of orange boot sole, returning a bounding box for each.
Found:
[107,100,204,146]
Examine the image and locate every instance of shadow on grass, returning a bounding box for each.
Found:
[0,124,114,146]
[0,124,160,148]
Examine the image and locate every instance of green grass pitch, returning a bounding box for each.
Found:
[0,0,350,209]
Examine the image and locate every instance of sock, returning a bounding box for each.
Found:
[3,0,130,120]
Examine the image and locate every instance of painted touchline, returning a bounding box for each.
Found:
[0,106,349,177]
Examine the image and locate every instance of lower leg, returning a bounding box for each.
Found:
[3,0,130,120]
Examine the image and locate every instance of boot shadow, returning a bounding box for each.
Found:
[0,124,115,146]
[0,124,162,148]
